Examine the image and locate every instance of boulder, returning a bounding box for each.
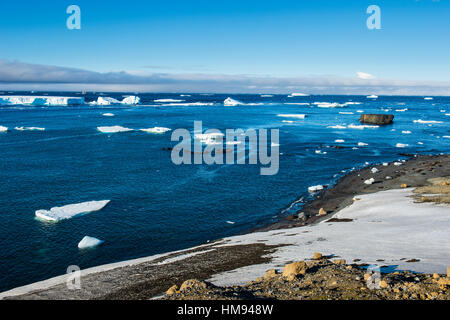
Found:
[166,285,178,295]
[313,252,323,260]
[359,114,394,125]
[264,269,278,280]
[282,261,308,280]
[179,279,207,291]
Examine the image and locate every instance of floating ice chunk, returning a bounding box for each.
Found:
[102,113,115,117]
[97,126,134,133]
[402,130,412,134]
[154,99,184,103]
[396,108,408,112]
[367,95,378,99]
[308,185,324,192]
[348,124,379,129]
[194,132,224,144]
[226,221,235,225]
[413,119,443,124]
[371,168,379,173]
[277,114,306,119]
[312,102,346,108]
[260,94,274,97]
[140,127,171,134]
[339,112,354,114]
[282,120,294,123]
[288,93,309,97]
[122,96,140,105]
[418,142,424,145]
[14,126,45,131]
[383,163,388,166]
[443,136,450,139]
[446,114,450,116]
[78,236,104,249]
[396,143,408,148]
[224,97,243,106]
[335,139,345,143]
[0,126,8,132]
[35,200,110,222]
[394,162,402,166]
[358,142,368,146]
[364,178,375,185]
[328,125,346,129]
[356,110,364,113]
[424,97,433,100]
[0,95,84,106]
[315,150,327,155]
[91,97,121,105]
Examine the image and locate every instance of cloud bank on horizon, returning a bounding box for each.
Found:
[1,60,449,95]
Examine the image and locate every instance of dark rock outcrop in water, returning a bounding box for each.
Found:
[359,114,394,125]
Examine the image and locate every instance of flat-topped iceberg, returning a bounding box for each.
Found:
[97,126,134,133]
[35,200,110,222]
[78,236,104,249]
[224,97,243,106]
[140,127,171,134]
[0,96,85,106]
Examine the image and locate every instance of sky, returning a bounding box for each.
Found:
[0,0,449,94]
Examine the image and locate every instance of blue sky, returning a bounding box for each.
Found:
[0,0,449,94]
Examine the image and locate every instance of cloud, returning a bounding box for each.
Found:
[357,72,375,80]
[0,59,450,95]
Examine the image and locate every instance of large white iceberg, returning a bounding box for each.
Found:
[122,95,140,105]
[35,200,110,222]
[78,236,104,249]
[97,126,134,133]
[90,96,140,106]
[224,97,243,106]
[0,96,85,106]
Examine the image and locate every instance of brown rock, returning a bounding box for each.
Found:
[313,252,323,260]
[166,285,178,295]
[433,273,440,279]
[264,269,278,280]
[359,114,394,125]
[180,279,207,291]
[318,208,327,216]
[333,259,346,265]
[401,183,408,188]
[282,261,308,280]
[437,278,450,289]
[447,266,450,277]
[379,280,389,289]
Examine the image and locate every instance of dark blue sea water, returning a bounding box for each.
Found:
[0,92,449,291]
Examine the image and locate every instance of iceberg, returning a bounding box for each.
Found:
[308,185,324,192]
[288,93,309,97]
[396,143,409,148]
[260,94,274,97]
[402,130,412,134]
[122,96,140,105]
[154,99,184,103]
[0,95,85,106]
[102,113,115,117]
[358,142,368,146]
[413,119,443,124]
[78,236,104,249]
[424,97,433,100]
[348,124,379,129]
[277,114,306,119]
[140,127,171,134]
[224,97,243,106]
[97,126,134,133]
[367,95,378,99]
[335,139,345,143]
[35,200,110,222]
[194,132,224,145]
[14,127,45,131]
[90,96,140,106]
[0,126,8,132]
[313,102,345,108]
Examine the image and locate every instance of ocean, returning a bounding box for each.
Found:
[0,92,448,291]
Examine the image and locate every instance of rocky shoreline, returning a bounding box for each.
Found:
[1,154,449,300]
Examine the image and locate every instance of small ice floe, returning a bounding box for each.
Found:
[194,132,224,145]
[446,114,450,116]
[367,95,378,99]
[308,185,324,193]
[102,113,115,117]
[224,97,243,106]
[260,94,274,97]
[78,236,104,249]
[356,110,364,113]
[0,126,8,132]
[424,97,433,100]
[402,130,412,134]
[154,99,184,103]
[226,221,235,225]
[14,126,45,131]
[443,136,450,139]
[348,124,379,129]
[313,102,345,108]
[97,126,134,133]
[352,147,359,150]
[371,168,379,173]
[418,142,424,145]
[180,94,191,97]
[282,120,294,123]
[122,96,140,105]
[315,150,327,155]
[395,108,408,112]
[364,178,375,185]
[383,163,388,166]
[277,114,306,119]
[335,139,345,143]
[413,119,443,124]
[271,142,280,147]
[90,96,140,105]
[35,200,110,222]
[339,112,354,115]
[396,143,409,148]
[358,142,368,146]
[140,127,171,134]
[394,162,402,166]
[288,93,309,97]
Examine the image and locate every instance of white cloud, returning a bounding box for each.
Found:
[357,72,376,80]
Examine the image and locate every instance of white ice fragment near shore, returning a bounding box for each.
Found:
[383,163,388,166]
[277,114,306,119]
[97,126,134,133]
[413,119,443,124]
[396,143,409,148]
[358,142,368,146]
[0,126,9,132]
[35,200,110,222]
[394,162,402,166]
[371,168,379,173]
[102,113,115,117]
[396,108,408,112]
[78,236,104,249]
[140,127,171,134]
[14,127,45,131]
[224,98,243,106]
[364,178,375,185]
[0,95,84,106]
[335,139,345,143]
[308,185,324,193]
